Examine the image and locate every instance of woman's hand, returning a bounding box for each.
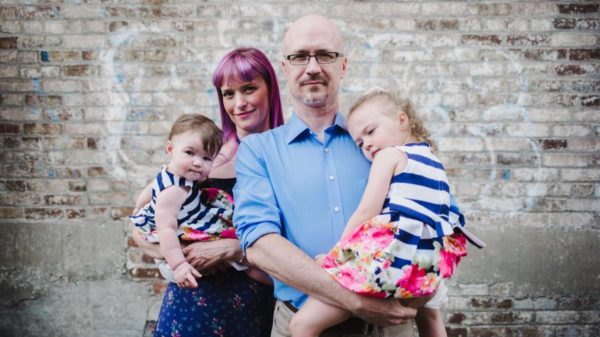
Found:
[131,226,163,259]
[183,239,241,275]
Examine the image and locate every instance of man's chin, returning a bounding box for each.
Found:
[299,94,328,107]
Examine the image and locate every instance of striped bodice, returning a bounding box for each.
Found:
[382,143,455,239]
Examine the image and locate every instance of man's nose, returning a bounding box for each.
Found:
[305,56,322,74]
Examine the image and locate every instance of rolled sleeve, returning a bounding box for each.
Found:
[234,137,282,253]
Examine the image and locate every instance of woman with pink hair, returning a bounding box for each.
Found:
[133,47,284,337]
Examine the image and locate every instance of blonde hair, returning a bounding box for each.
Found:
[348,87,436,150]
[168,114,223,157]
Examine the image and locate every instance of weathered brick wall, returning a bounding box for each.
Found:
[0,1,598,336]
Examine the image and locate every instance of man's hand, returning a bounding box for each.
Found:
[350,295,417,327]
[183,239,240,274]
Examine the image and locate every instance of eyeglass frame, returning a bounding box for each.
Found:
[284,51,344,65]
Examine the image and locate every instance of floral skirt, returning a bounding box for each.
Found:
[322,214,467,299]
[154,269,274,337]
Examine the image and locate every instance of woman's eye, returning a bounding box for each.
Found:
[244,86,256,94]
[222,91,233,98]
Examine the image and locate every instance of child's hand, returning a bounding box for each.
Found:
[173,262,201,288]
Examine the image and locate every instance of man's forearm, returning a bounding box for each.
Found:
[245,233,357,310]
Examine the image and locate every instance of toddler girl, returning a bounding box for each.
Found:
[290,88,484,337]
[131,113,239,288]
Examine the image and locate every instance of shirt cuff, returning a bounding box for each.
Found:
[240,222,281,254]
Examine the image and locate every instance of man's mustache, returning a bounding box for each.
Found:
[300,75,328,85]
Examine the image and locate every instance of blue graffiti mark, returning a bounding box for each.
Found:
[115,73,124,84]
[46,109,60,122]
[502,169,510,181]
[47,168,57,177]
[40,51,49,62]
[31,78,41,92]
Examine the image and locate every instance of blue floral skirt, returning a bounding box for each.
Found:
[154,270,274,337]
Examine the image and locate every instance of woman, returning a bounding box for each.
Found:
[132,47,284,337]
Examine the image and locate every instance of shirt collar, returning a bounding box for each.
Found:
[285,112,348,144]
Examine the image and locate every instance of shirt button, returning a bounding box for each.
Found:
[329,175,335,180]
[334,206,340,212]
[324,148,330,153]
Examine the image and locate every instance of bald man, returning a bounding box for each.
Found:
[234,15,416,337]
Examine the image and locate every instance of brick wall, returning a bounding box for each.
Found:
[0,1,598,336]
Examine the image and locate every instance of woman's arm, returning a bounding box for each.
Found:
[341,147,407,238]
[131,225,162,259]
[133,182,153,213]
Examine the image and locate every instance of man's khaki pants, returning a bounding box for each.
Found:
[270,300,414,337]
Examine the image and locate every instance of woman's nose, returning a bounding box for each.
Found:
[235,94,247,108]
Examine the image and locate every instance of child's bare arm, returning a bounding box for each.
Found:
[342,147,408,238]
[155,186,192,273]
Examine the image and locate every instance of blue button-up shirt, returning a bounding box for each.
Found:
[234,112,371,307]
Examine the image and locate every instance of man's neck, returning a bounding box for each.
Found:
[294,104,338,141]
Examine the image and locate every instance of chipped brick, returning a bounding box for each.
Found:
[142,254,155,263]
[25,208,64,220]
[6,180,26,191]
[0,37,17,49]
[461,34,502,45]
[111,206,134,220]
[540,139,568,150]
[88,166,108,177]
[129,267,161,278]
[558,4,599,14]
[24,123,62,135]
[449,312,466,324]
[0,123,20,134]
[569,49,600,60]
[447,328,467,337]
[44,195,84,206]
[152,280,168,294]
[109,20,129,32]
[66,208,86,219]
[581,95,600,106]
[68,181,87,192]
[554,18,576,29]
[506,34,550,46]
[555,64,587,76]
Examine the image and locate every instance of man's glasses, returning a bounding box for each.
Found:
[285,51,343,65]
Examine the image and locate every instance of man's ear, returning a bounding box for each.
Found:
[339,55,348,79]
[281,58,289,78]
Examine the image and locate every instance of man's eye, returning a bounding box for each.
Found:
[291,54,308,61]
[316,53,335,62]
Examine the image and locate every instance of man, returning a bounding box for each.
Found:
[234,15,416,336]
